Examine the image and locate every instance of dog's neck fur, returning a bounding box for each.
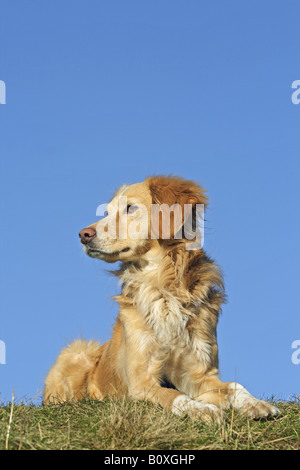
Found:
[114,244,225,347]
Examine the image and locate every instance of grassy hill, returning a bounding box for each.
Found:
[0,396,299,450]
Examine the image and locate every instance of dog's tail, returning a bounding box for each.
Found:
[43,339,103,404]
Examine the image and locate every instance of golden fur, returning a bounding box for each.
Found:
[44,176,280,422]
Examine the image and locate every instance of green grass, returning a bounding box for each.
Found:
[0,396,299,450]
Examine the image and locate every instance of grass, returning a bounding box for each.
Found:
[0,395,299,450]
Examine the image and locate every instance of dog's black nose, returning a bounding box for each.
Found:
[79,227,96,244]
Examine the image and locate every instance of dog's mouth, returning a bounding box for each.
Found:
[86,247,131,258]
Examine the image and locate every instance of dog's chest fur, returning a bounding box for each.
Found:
[118,257,214,366]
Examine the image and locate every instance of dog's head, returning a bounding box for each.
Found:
[79,175,208,263]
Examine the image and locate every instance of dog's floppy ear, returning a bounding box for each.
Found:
[146,175,208,240]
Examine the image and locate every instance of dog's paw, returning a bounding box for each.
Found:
[228,383,281,420]
[172,395,224,424]
[239,398,280,420]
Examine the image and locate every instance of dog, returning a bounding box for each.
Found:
[44,175,280,423]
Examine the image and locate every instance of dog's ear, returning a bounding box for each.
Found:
[147,175,208,240]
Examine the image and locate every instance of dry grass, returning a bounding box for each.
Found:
[0,395,299,450]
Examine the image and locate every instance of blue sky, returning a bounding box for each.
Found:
[0,1,299,403]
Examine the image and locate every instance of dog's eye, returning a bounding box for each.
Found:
[127,205,138,214]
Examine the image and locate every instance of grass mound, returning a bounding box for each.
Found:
[0,396,299,450]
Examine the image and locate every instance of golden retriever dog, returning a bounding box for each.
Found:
[44,175,280,423]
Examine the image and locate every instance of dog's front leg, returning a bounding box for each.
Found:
[126,356,223,424]
[119,307,223,424]
[182,373,280,419]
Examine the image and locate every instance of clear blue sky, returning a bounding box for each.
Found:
[0,1,299,403]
